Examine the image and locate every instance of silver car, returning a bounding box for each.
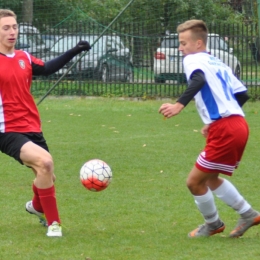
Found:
[42,34,134,82]
[16,23,47,56]
[153,33,241,83]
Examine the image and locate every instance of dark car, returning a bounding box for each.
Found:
[41,34,134,82]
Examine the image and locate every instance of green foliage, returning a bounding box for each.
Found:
[0,0,20,10]
[4,0,254,34]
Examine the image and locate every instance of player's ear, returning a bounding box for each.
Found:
[197,39,204,49]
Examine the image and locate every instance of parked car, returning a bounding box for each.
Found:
[16,23,47,56]
[153,33,241,83]
[41,34,59,50]
[41,34,134,82]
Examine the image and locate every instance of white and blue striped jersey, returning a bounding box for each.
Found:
[183,52,246,124]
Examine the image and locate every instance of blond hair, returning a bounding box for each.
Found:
[177,20,208,45]
[0,9,17,20]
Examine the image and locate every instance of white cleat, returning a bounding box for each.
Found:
[25,201,47,227]
[47,221,62,237]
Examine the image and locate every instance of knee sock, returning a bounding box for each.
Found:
[212,178,251,214]
[37,185,61,226]
[193,188,220,225]
[32,183,43,213]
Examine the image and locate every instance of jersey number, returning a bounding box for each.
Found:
[216,69,235,101]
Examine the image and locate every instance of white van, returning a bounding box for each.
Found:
[16,23,46,56]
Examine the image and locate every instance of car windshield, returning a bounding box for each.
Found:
[18,33,44,46]
[51,35,106,53]
[208,36,229,51]
[160,37,179,48]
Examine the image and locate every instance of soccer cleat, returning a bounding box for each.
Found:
[229,211,260,238]
[47,221,62,237]
[25,201,47,227]
[188,222,225,238]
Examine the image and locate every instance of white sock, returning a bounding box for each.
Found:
[193,188,219,223]
[212,178,251,214]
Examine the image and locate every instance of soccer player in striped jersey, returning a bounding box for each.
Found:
[159,19,260,238]
[0,9,91,237]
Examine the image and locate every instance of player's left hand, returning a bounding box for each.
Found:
[73,40,91,54]
[159,102,184,118]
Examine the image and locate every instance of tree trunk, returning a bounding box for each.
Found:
[22,0,33,24]
[230,0,243,13]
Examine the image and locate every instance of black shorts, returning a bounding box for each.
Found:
[0,132,49,165]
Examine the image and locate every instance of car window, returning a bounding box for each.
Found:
[50,35,125,53]
[114,39,122,50]
[106,38,116,50]
[18,33,44,46]
[17,35,29,45]
[219,38,229,51]
[29,34,44,45]
[52,37,77,52]
[160,37,179,48]
[209,36,229,51]
[209,36,219,49]
[114,37,124,49]
[52,36,96,53]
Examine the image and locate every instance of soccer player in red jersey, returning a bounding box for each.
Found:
[159,20,260,238]
[0,9,91,237]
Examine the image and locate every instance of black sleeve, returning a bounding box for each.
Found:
[234,91,250,107]
[177,70,206,106]
[32,48,80,76]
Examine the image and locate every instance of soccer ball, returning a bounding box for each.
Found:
[80,159,112,192]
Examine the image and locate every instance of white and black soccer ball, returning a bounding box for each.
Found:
[80,159,112,192]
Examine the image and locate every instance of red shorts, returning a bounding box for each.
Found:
[195,115,249,176]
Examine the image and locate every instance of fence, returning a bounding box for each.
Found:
[2,0,260,99]
[32,21,260,99]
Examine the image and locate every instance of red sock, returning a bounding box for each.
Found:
[37,185,61,226]
[32,183,43,213]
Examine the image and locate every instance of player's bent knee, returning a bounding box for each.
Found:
[37,156,54,174]
[186,176,195,189]
[186,178,194,192]
[186,177,204,195]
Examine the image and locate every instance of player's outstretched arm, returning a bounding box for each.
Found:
[32,41,91,76]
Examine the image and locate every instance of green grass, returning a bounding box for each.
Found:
[31,80,187,99]
[1,97,260,260]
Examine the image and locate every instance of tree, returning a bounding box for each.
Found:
[22,0,33,23]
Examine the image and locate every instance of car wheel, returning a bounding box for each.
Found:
[154,76,166,83]
[234,65,241,79]
[101,64,110,83]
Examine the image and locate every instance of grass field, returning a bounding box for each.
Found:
[1,97,260,260]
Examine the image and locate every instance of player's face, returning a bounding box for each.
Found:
[178,30,204,56]
[0,16,18,53]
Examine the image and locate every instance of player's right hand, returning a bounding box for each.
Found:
[159,102,184,118]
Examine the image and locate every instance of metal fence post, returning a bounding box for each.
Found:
[258,0,260,37]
